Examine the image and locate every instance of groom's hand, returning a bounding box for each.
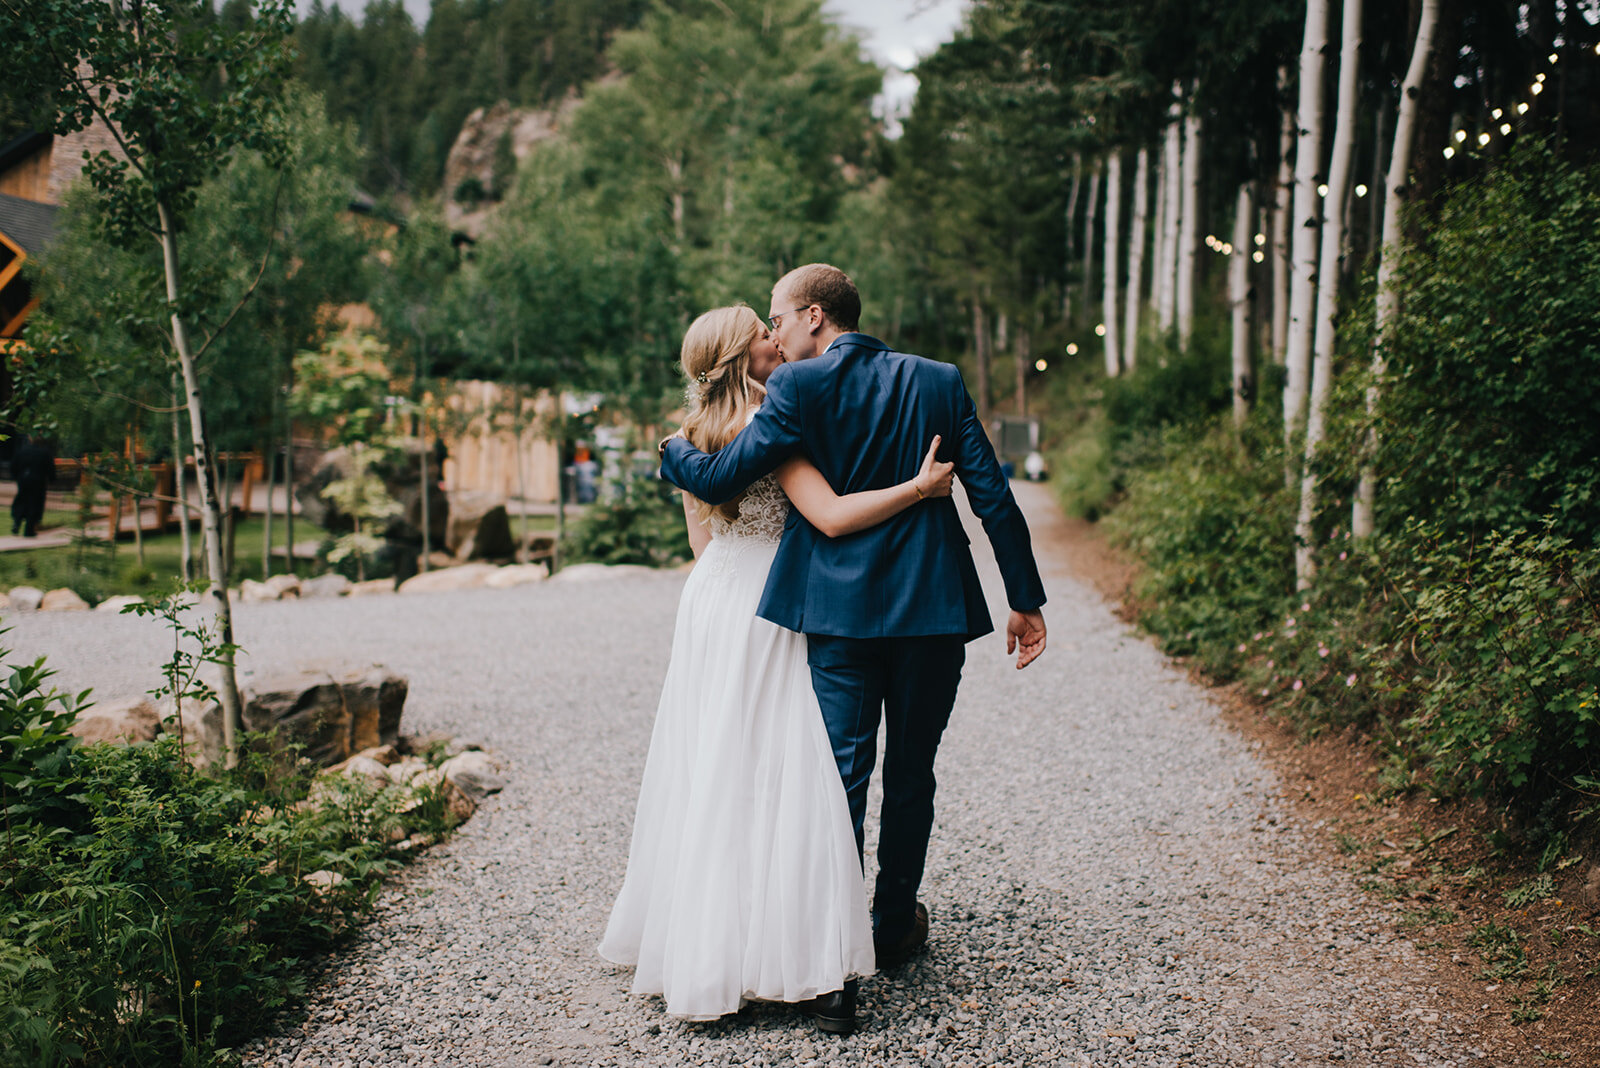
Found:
[1006,609,1046,670]
[657,428,686,456]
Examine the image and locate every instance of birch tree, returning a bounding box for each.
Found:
[4,0,297,765]
[1271,74,1295,365]
[1230,183,1256,430]
[1283,0,1331,440]
[1355,0,1440,538]
[1296,0,1362,587]
[1176,108,1202,351]
[1102,151,1123,376]
[1082,158,1102,319]
[1157,93,1183,331]
[1123,146,1150,371]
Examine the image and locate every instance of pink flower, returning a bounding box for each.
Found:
[1318,647,1330,658]
[1339,551,1347,561]
[1286,617,1296,628]
[1237,644,1247,653]
[1345,674,1357,687]
[1253,631,1264,641]
[1266,660,1275,669]
[1292,679,1303,691]
[1301,603,1311,613]
[1260,689,1270,697]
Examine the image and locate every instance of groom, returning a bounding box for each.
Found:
[659,264,1047,1033]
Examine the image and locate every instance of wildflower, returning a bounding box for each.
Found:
[1237,644,1247,653]
[1286,617,1296,628]
[1292,679,1303,691]
[1253,631,1264,641]
[1318,647,1330,658]
[1266,660,1275,669]
[1260,689,1269,697]
[1346,674,1357,687]
[1338,551,1347,561]
[1301,603,1311,613]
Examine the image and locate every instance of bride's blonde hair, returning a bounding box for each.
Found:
[679,305,763,524]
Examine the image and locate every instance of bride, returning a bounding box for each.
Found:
[599,305,953,1029]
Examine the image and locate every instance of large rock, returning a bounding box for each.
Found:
[397,563,499,595]
[40,588,89,611]
[163,695,225,771]
[446,492,515,560]
[264,574,301,599]
[295,441,449,550]
[238,579,278,604]
[7,586,44,611]
[549,563,658,583]
[301,573,352,599]
[442,97,580,239]
[95,595,145,614]
[241,666,408,767]
[347,577,395,597]
[69,696,160,745]
[484,563,547,589]
[439,750,508,803]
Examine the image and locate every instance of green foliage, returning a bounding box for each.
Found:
[321,444,403,582]
[0,633,88,840]
[1374,144,1600,543]
[563,476,690,570]
[293,333,395,446]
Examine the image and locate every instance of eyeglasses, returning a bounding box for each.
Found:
[767,304,814,331]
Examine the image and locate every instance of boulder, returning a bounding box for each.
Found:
[95,595,146,614]
[387,756,429,785]
[348,577,395,597]
[303,870,345,895]
[264,574,302,599]
[439,750,508,803]
[301,573,352,599]
[69,696,160,745]
[296,441,448,550]
[549,563,658,583]
[518,531,557,563]
[40,588,89,611]
[238,579,278,603]
[162,695,225,771]
[402,766,477,822]
[484,563,547,590]
[241,666,407,767]
[353,743,400,766]
[7,586,43,611]
[446,493,516,560]
[339,754,393,788]
[397,563,498,595]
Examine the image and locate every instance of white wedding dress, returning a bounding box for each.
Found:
[598,473,875,1020]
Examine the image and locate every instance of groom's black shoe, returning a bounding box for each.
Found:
[802,979,857,1035]
[873,902,929,968]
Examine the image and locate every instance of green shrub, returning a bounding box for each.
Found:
[563,474,690,568]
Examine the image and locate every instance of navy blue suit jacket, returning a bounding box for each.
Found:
[660,333,1046,640]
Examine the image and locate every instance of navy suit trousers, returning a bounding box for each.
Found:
[805,632,967,940]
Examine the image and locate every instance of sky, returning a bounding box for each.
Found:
[293,0,972,131]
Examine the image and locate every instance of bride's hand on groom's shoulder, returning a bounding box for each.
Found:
[915,435,955,500]
[1007,609,1046,670]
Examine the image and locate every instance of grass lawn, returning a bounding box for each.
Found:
[0,516,331,602]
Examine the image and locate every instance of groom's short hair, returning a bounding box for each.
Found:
[781,263,861,333]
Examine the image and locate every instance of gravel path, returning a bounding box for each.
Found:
[7,483,1493,1067]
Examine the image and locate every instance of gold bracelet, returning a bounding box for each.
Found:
[914,483,924,500]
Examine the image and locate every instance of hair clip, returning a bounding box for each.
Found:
[695,371,710,384]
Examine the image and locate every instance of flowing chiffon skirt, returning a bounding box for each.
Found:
[598,533,875,1020]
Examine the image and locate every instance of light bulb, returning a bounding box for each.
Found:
[1444,146,1456,159]
[1477,132,1491,146]
[1518,102,1530,114]
[1221,243,1233,255]
[1455,129,1467,142]
[1066,342,1079,356]
[1035,358,1048,372]
[1254,233,1266,246]
[1548,52,1558,64]
[1252,250,1265,263]
[1317,184,1329,197]
[1537,72,1546,82]
[1500,123,1512,135]
[1492,108,1503,119]
[1532,82,1544,95]
[1095,324,1107,337]
[1355,184,1368,197]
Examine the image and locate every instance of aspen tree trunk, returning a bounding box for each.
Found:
[1102,151,1123,376]
[1271,78,1294,365]
[972,300,992,424]
[1063,154,1082,323]
[1082,160,1101,319]
[1367,104,1387,262]
[261,440,275,580]
[1230,183,1255,430]
[1015,324,1030,416]
[1355,0,1439,538]
[1297,0,1363,588]
[159,199,244,765]
[1150,144,1169,335]
[283,386,294,578]
[1176,109,1202,352]
[1284,0,1331,443]
[171,372,192,583]
[1158,93,1183,331]
[1123,146,1149,371]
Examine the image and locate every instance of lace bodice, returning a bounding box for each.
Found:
[706,473,789,543]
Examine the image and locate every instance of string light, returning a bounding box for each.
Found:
[1065,342,1079,356]
[1536,72,1546,83]
[1532,82,1544,95]
[1252,250,1265,263]
[1205,235,1218,248]
[1221,242,1233,255]
[1354,184,1368,197]
[1547,52,1557,64]
[1254,233,1266,246]
[1491,108,1503,120]
[1518,102,1530,114]
[1094,323,1107,337]
[1317,183,1329,197]
[1455,129,1467,142]
[1500,123,1512,135]
[1444,146,1456,159]
[1477,132,1491,146]
[1035,358,1048,372]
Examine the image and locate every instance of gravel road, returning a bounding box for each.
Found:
[7,483,1494,1067]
